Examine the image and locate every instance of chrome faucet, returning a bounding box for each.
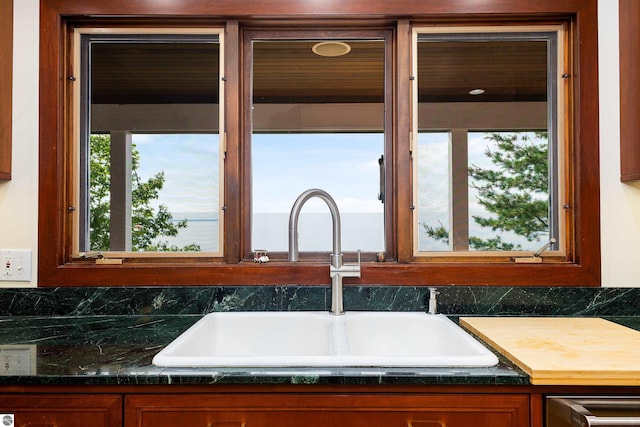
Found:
[288,189,361,315]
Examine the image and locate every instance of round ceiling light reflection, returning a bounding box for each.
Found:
[312,41,352,57]
[468,88,486,95]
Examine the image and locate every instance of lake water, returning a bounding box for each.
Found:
[165,212,385,253]
[165,211,547,254]
[165,212,219,252]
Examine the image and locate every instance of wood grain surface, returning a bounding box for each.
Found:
[460,317,640,385]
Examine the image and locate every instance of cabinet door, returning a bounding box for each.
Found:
[0,394,122,427]
[0,0,11,180]
[620,0,640,181]
[126,393,529,427]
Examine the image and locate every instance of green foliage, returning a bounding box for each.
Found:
[89,134,112,251]
[422,132,549,251]
[88,134,200,252]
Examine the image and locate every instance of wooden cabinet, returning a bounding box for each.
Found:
[0,394,122,427]
[125,393,530,427]
[619,0,640,182]
[0,0,11,180]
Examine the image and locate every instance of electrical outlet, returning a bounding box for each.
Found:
[0,250,31,282]
[0,345,36,375]
[2,256,11,276]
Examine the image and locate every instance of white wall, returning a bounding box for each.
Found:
[1,0,638,287]
[0,0,38,287]
[598,0,640,287]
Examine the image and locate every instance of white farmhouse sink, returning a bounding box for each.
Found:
[152,311,498,368]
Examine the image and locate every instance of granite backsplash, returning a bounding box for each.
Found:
[1,286,638,317]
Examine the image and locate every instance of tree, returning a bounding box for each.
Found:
[89,134,200,252]
[422,131,549,251]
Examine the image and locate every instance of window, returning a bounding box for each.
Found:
[38,0,600,286]
[412,26,566,260]
[73,29,224,257]
[247,36,389,257]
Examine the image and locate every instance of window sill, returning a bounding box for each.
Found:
[39,260,599,287]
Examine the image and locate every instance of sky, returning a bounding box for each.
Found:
[133,133,219,216]
[252,133,384,214]
[133,132,384,216]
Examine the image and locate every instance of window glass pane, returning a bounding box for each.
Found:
[88,133,219,252]
[416,132,450,251]
[133,134,219,252]
[251,40,385,253]
[467,131,550,251]
[252,133,384,252]
[79,33,222,254]
[414,30,558,253]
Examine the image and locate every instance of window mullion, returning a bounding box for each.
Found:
[108,130,133,251]
[449,129,469,251]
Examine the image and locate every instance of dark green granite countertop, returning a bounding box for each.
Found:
[1,286,639,387]
[0,314,528,386]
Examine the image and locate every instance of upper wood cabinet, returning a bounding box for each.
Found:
[619,0,640,182]
[0,0,11,180]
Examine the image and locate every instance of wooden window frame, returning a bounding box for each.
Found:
[38,0,600,287]
[71,27,226,258]
[240,28,395,263]
[411,25,568,262]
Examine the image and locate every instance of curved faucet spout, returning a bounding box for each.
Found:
[288,188,360,315]
[288,189,341,262]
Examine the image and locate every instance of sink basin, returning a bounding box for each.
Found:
[154,312,334,367]
[152,312,498,368]
[343,312,498,365]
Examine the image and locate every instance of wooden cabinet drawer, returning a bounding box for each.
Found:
[126,393,529,427]
[0,394,122,427]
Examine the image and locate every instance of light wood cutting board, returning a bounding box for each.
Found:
[460,317,640,385]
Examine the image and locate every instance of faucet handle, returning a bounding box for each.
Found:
[428,287,439,315]
[351,249,361,276]
[331,250,361,278]
[344,250,361,278]
[349,249,360,277]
